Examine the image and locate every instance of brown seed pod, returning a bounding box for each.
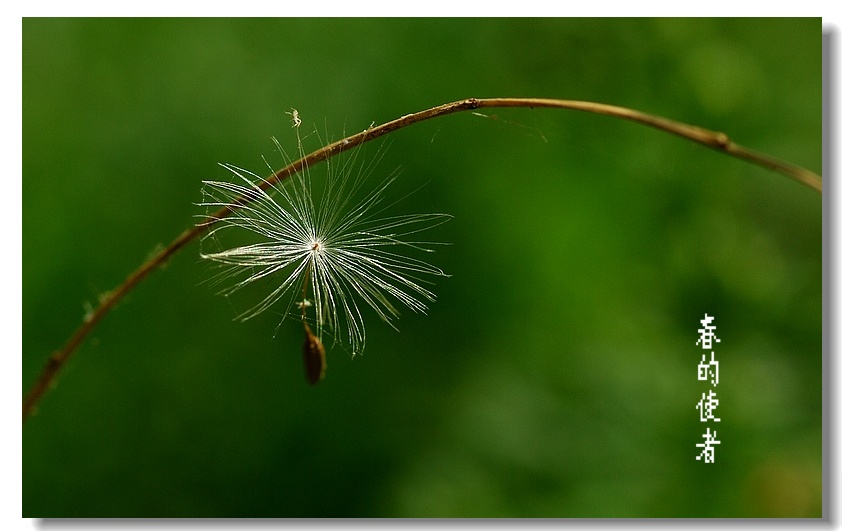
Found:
[302,322,326,385]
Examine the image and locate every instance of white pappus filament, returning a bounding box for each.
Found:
[198,127,451,357]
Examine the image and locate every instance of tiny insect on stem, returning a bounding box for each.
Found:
[23,97,821,424]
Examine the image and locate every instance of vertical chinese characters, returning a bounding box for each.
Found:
[695,314,721,463]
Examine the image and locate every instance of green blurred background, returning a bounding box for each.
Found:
[22,18,822,517]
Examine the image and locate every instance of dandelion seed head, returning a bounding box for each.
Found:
[197,123,450,359]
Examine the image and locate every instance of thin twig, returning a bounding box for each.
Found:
[22,97,822,423]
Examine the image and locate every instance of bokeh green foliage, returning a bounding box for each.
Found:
[23,18,822,517]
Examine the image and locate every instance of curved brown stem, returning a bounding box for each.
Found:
[23,97,822,423]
